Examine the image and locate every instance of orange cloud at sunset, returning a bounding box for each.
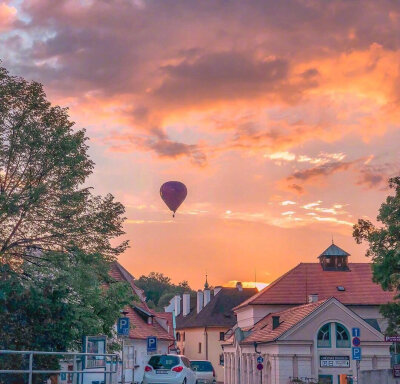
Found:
[1,0,400,288]
[0,2,16,31]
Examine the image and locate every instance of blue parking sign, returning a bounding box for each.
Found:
[147,336,157,352]
[352,347,362,360]
[117,317,130,336]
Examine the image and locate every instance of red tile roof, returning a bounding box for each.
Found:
[242,299,328,344]
[109,262,174,341]
[235,263,395,310]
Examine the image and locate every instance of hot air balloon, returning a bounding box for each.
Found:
[160,181,187,217]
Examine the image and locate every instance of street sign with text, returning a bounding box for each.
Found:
[147,336,157,352]
[385,336,400,342]
[117,317,130,336]
[352,347,362,360]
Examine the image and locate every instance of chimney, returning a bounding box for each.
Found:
[204,289,211,306]
[174,295,181,317]
[236,282,243,291]
[272,316,280,330]
[197,290,204,313]
[214,286,222,296]
[308,294,319,303]
[183,293,190,316]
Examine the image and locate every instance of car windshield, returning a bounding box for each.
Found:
[190,361,213,372]
[148,355,179,369]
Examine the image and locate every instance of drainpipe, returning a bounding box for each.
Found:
[205,327,209,360]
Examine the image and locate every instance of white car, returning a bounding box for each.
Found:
[190,360,216,384]
[143,354,196,384]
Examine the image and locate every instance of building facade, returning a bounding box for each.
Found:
[109,262,175,384]
[222,243,395,384]
[223,298,391,384]
[165,280,257,382]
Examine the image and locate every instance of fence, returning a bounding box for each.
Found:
[0,350,119,384]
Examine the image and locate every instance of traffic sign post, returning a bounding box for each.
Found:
[352,328,362,383]
[352,347,362,360]
[256,363,263,371]
[117,317,130,336]
[147,336,157,353]
[257,356,264,364]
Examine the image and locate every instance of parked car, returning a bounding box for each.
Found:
[143,354,196,384]
[189,360,216,384]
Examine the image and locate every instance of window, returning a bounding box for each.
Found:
[198,342,202,353]
[181,357,191,368]
[219,331,225,341]
[337,286,345,291]
[176,332,181,341]
[336,323,350,348]
[148,355,179,369]
[190,361,213,371]
[183,332,185,341]
[318,375,333,384]
[219,353,224,366]
[317,323,331,348]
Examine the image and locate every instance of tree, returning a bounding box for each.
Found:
[0,251,134,383]
[0,66,127,269]
[353,176,400,334]
[0,66,133,381]
[135,272,195,311]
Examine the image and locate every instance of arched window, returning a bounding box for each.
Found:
[317,323,331,347]
[176,332,181,341]
[336,323,350,348]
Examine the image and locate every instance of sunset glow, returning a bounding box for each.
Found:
[2,0,399,289]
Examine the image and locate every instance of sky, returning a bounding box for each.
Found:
[1,0,399,289]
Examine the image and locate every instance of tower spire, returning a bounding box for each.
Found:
[204,272,209,289]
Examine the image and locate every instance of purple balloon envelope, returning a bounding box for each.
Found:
[160,181,187,217]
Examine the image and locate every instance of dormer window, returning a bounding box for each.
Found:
[337,286,345,291]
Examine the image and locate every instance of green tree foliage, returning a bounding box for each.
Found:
[353,176,400,334]
[135,272,194,311]
[0,251,133,383]
[0,66,127,268]
[0,66,133,380]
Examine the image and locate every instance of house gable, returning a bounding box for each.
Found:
[279,297,383,343]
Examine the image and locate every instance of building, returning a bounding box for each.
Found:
[109,262,175,384]
[222,243,395,384]
[165,279,257,382]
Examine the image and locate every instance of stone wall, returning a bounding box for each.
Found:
[361,369,400,384]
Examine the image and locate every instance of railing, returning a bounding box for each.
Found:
[0,350,119,384]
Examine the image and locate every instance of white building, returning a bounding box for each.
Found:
[109,262,175,384]
[223,243,395,384]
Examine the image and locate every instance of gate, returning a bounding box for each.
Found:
[0,350,119,384]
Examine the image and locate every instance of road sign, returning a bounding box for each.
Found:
[352,347,362,360]
[385,335,400,342]
[256,363,263,371]
[393,364,400,377]
[352,336,361,347]
[117,317,130,336]
[257,356,264,364]
[147,336,157,352]
[352,328,360,337]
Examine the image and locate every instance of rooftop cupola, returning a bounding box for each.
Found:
[318,242,350,271]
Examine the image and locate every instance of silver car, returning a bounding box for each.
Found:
[190,360,216,384]
[143,354,196,384]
